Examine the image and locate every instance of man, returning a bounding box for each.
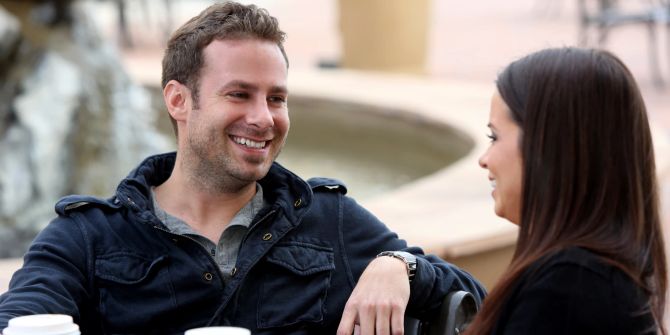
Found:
[0,2,484,334]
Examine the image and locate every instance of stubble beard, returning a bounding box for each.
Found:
[184,128,284,194]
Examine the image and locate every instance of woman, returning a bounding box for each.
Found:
[469,47,667,334]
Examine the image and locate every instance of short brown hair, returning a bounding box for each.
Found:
[161,1,287,135]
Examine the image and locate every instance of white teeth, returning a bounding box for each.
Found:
[232,136,266,149]
[491,180,496,188]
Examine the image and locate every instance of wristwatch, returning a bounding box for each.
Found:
[376,251,417,283]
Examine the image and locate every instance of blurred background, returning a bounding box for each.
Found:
[0,0,669,313]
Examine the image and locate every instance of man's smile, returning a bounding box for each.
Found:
[230,135,268,149]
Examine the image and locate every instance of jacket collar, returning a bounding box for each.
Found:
[258,160,313,226]
[114,152,313,226]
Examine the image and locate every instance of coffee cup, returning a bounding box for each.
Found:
[184,326,251,335]
[2,314,80,335]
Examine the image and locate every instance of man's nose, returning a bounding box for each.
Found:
[246,99,275,129]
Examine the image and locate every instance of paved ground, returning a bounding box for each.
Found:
[98,0,670,128]
[109,0,670,247]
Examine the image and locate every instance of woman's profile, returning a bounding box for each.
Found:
[468,47,667,334]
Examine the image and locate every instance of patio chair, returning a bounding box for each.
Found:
[405,290,479,335]
[577,0,668,86]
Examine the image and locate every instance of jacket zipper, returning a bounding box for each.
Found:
[124,195,227,286]
[125,195,280,287]
[242,208,278,245]
[210,207,280,326]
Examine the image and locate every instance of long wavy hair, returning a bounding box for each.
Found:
[467,47,667,334]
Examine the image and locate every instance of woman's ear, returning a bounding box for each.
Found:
[163,80,190,122]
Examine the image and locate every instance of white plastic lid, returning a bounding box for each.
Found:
[184,326,251,335]
[3,314,80,335]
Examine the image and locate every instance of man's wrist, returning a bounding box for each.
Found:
[376,251,417,283]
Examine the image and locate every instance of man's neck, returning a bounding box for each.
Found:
[153,161,257,243]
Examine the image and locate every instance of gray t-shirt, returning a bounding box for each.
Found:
[151,185,267,284]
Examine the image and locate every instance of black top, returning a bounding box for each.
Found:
[492,247,656,334]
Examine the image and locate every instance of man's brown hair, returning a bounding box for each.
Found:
[161,1,287,135]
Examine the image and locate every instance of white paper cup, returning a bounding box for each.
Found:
[3,314,80,335]
[184,326,251,335]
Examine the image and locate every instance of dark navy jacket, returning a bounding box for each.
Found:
[0,153,485,334]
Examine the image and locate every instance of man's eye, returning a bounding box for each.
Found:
[268,96,287,104]
[486,133,497,142]
[228,92,249,99]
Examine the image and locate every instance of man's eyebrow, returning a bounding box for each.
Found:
[218,81,288,95]
[219,80,258,92]
[270,85,288,95]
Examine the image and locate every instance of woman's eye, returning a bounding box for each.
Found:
[486,133,497,142]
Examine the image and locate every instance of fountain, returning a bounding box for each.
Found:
[0,1,170,257]
[279,96,473,199]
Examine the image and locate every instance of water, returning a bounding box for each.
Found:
[277,97,472,199]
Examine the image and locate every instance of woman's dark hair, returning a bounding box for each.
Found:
[467,47,667,334]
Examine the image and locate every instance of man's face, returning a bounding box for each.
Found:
[183,38,289,188]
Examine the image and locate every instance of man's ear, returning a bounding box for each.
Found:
[163,80,191,122]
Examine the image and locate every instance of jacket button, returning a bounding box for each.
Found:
[262,233,272,241]
[203,272,214,281]
[231,267,237,277]
[294,198,302,207]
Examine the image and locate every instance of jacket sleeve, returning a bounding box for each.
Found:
[0,215,90,329]
[339,195,486,320]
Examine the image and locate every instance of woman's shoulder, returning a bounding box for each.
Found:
[540,247,623,278]
[525,247,644,302]
[534,248,631,282]
[505,247,655,334]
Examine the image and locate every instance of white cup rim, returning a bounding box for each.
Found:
[184,326,251,335]
[3,314,79,335]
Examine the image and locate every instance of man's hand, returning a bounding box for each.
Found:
[337,256,411,335]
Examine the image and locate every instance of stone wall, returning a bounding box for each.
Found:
[0,1,171,257]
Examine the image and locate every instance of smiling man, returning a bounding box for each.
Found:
[0,2,484,334]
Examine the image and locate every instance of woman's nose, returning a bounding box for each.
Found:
[478,152,488,169]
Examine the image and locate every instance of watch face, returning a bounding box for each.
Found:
[395,251,417,263]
